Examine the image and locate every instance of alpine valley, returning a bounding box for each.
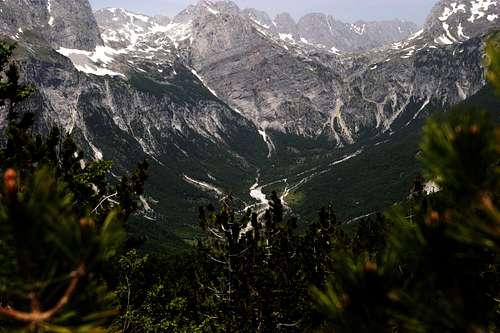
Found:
[0,0,499,247]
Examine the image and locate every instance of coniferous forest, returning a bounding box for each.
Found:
[0,31,499,332]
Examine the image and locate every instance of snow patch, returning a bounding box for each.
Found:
[350,23,366,35]
[434,34,455,45]
[56,46,126,77]
[329,46,341,55]
[56,46,126,63]
[400,46,416,59]
[417,98,431,113]
[468,0,497,23]
[123,10,150,23]
[74,64,124,77]
[456,82,467,100]
[163,21,193,48]
[47,0,55,26]
[231,107,243,115]
[439,2,466,21]
[442,22,458,43]
[191,69,219,98]
[457,23,470,40]
[183,175,223,196]
[300,37,311,45]
[258,128,276,158]
[250,17,270,29]
[279,33,295,43]
[204,3,220,15]
[408,29,424,40]
[329,149,363,166]
[392,41,406,49]
[406,97,431,126]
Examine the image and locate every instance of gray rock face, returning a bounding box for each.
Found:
[349,20,418,50]
[239,10,418,53]
[94,8,167,49]
[295,14,418,53]
[148,0,491,145]
[424,0,499,45]
[274,13,299,37]
[153,15,171,26]
[241,8,275,29]
[0,0,102,50]
[6,19,263,229]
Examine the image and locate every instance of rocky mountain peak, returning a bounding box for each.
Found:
[423,0,499,44]
[95,8,154,34]
[242,8,275,29]
[94,8,169,49]
[174,0,239,22]
[274,13,298,34]
[292,13,419,53]
[210,0,241,15]
[94,1,420,56]
[153,15,172,26]
[296,13,335,43]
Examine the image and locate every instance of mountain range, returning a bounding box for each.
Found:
[0,0,498,246]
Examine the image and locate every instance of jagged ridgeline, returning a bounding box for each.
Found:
[0,0,499,246]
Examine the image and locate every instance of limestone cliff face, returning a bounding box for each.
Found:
[0,0,103,50]
[153,0,491,145]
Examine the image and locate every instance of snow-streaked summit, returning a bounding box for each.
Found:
[425,0,499,45]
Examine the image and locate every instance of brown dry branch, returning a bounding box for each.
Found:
[0,262,85,325]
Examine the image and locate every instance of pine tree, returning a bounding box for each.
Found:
[0,40,148,332]
[0,167,124,332]
[194,193,336,332]
[486,30,500,95]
